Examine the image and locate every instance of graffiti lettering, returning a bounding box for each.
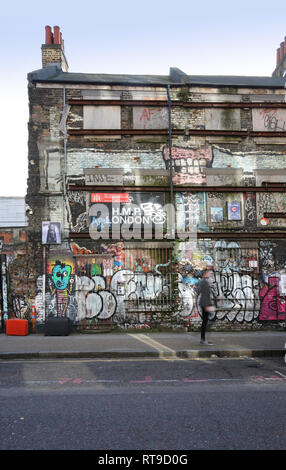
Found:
[259,277,286,321]
[259,109,286,132]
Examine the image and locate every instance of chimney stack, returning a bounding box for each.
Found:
[41,25,68,72]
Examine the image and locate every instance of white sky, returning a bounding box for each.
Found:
[1,0,286,197]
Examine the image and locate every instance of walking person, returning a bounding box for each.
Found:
[198,268,215,345]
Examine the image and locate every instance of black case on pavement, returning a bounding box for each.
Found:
[44,317,72,336]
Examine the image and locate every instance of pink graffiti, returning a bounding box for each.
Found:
[163,146,212,185]
[130,376,153,383]
[259,277,286,321]
[140,108,155,121]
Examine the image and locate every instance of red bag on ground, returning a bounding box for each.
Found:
[6,319,28,336]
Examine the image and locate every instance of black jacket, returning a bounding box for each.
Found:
[198,278,212,308]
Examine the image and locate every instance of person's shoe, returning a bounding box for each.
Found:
[200,340,214,345]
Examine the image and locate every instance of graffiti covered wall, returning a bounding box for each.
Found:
[32,238,286,329]
[32,142,286,328]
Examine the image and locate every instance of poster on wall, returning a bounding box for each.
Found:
[42,222,61,244]
[90,192,166,230]
[210,207,223,223]
[227,201,241,221]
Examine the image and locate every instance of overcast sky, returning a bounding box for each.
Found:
[1,0,286,197]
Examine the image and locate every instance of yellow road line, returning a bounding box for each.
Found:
[128,333,184,360]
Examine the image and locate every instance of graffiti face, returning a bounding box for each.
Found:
[52,262,72,290]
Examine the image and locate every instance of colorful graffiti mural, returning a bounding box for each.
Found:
[32,238,286,327]
[48,260,73,317]
[45,256,77,320]
[259,277,286,321]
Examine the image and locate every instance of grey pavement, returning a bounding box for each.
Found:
[0,330,285,360]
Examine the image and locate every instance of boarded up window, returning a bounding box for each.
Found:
[133,107,168,129]
[205,109,240,130]
[252,108,286,132]
[83,106,121,129]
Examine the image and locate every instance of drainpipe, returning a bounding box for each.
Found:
[167,85,176,305]
[62,86,68,233]
[167,85,174,209]
[167,85,175,240]
[43,245,46,322]
[63,86,67,189]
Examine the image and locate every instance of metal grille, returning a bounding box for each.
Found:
[123,244,175,313]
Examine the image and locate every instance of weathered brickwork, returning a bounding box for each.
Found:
[16,27,286,332]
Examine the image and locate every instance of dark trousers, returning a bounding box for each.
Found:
[201,308,209,341]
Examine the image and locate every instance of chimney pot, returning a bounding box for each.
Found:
[53,26,61,44]
[45,25,52,45]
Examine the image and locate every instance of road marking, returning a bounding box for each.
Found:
[128,333,184,360]
[24,377,275,385]
[130,375,153,383]
[274,370,286,380]
[59,377,85,384]
[20,374,286,387]
[26,379,121,385]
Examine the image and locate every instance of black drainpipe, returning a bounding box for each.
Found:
[167,85,174,210]
[167,85,176,301]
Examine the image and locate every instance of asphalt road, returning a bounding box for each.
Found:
[0,356,285,451]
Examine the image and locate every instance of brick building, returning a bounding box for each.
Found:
[0,198,27,329]
[25,25,286,331]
